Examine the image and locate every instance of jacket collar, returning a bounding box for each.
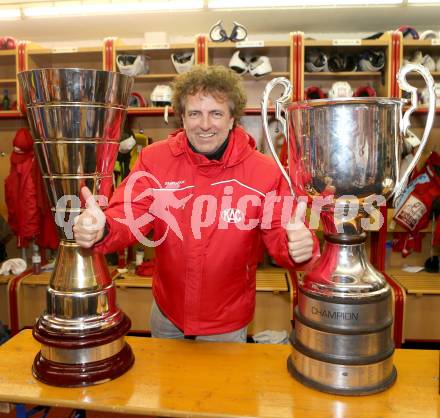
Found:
[168,125,256,169]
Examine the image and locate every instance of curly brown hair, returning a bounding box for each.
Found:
[171,65,247,124]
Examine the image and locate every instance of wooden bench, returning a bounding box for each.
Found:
[110,266,294,334]
[386,269,440,343]
[0,275,12,327]
[14,267,295,335]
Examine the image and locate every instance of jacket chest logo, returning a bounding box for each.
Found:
[164,180,185,189]
[220,208,244,224]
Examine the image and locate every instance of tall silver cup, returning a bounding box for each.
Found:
[18,68,135,387]
[262,64,436,395]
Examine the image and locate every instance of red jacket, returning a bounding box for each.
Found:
[5,129,40,248]
[5,128,59,250]
[95,126,318,335]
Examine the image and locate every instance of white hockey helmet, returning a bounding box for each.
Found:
[171,51,195,74]
[421,54,436,72]
[421,83,440,106]
[117,54,150,77]
[409,50,423,64]
[229,51,248,74]
[419,30,439,40]
[119,135,136,154]
[249,56,272,77]
[150,85,172,107]
[328,81,353,99]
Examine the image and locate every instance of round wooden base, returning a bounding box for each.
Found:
[32,313,134,387]
[33,342,134,387]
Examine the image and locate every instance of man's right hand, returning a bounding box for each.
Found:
[73,186,106,248]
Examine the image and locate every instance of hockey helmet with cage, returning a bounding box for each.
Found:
[328,81,353,99]
[422,54,436,72]
[328,53,357,72]
[171,51,195,74]
[248,55,272,77]
[406,50,436,72]
[150,85,172,107]
[117,54,150,77]
[421,83,440,106]
[358,50,385,72]
[305,50,328,72]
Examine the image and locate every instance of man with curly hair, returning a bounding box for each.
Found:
[73,65,318,342]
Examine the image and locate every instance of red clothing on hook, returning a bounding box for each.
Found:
[5,128,59,249]
[5,128,40,248]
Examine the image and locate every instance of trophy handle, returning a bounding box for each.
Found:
[393,63,436,204]
[261,77,295,197]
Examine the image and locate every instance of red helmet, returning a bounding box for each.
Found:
[129,92,146,107]
[304,86,326,100]
[354,86,377,97]
[396,26,419,39]
[0,37,16,50]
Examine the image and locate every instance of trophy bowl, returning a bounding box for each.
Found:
[18,68,135,387]
[262,64,436,395]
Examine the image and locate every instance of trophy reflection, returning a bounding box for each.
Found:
[262,64,435,395]
[19,68,135,387]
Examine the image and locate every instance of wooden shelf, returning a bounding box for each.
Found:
[0,49,16,56]
[115,43,195,51]
[207,40,289,49]
[0,110,23,119]
[242,71,289,80]
[403,106,440,114]
[403,39,440,47]
[245,107,274,115]
[135,73,178,80]
[127,106,174,116]
[0,78,16,84]
[305,39,389,47]
[305,71,382,77]
[416,107,440,114]
[27,46,102,55]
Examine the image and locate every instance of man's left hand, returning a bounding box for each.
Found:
[286,201,314,264]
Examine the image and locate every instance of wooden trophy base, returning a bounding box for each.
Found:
[32,314,134,387]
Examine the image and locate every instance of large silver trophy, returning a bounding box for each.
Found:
[262,64,435,395]
[18,69,134,387]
